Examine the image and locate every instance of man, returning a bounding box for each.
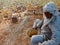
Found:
[30,2,60,45]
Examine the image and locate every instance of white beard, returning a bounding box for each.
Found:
[41,15,54,29]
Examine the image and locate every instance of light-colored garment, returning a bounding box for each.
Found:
[41,2,60,45]
[30,2,60,45]
[33,19,42,29]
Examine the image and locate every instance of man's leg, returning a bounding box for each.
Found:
[30,35,44,45]
[41,38,60,45]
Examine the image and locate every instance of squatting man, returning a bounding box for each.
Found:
[30,2,60,45]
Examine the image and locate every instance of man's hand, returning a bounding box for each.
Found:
[27,28,38,37]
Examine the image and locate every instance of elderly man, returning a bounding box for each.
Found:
[30,2,60,45]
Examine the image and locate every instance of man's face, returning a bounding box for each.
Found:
[44,12,53,19]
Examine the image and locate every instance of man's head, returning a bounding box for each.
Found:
[43,2,59,19]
